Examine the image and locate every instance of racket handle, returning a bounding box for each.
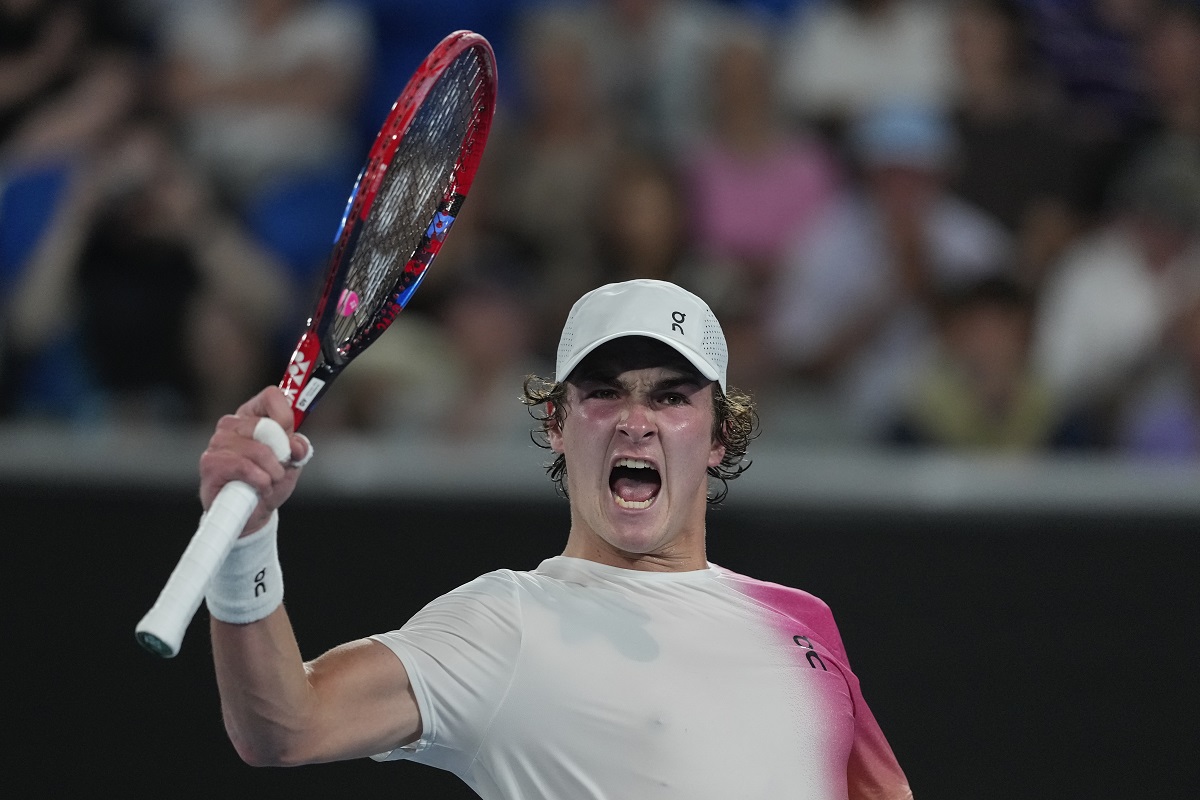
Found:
[135,419,292,658]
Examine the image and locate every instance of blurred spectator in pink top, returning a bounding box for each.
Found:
[680,17,843,294]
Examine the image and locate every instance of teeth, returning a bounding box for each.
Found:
[611,458,658,509]
[615,458,655,469]
[615,496,655,509]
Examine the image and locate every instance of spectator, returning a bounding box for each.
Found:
[1136,0,1200,142]
[887,275,1087,451]
[1015,0,1156,142]
[0,0,88,149]
[434,271,548,443]
[595,150,696,285]
[483,9,622,356]
[156,0,374,209]
[531,0,737,154]
[765,102,1012,439]
[1031,136,1200,435]
[1014,0,1160,220]
[776,0,958,139]
[1,0,146,166]
[3,117,292,424]
[947,0,1084,286]
[679,16,843,296]
[1115,294,1200,459]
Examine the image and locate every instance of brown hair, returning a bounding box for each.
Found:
[521,374,759,505]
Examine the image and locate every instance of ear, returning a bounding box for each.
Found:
[708,439,726,469]
[708,393,727,468]
[547,402,565,454]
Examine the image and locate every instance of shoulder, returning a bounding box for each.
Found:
[429,568,529,604]
[400,569,526,627]
[711,565,852,660]
[710,565,835,625]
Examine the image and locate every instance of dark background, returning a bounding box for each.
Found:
[8,478,1197,798]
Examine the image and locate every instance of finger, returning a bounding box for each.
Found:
[235,385,296,435]
[198,448,282,509]
[288,433,314,469]
[209,419,289,472]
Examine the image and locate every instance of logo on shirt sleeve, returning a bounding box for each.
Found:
[793,635,828,671]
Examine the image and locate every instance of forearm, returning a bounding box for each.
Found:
[206,511,318,766]
[211,606,319,767]
[198,392,418,765]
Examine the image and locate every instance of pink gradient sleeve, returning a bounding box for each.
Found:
[717,568,913,800]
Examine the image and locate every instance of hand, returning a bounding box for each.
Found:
[199,386,312,535]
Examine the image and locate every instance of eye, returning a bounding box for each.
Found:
[588,387,618,400]
[660,392,688,406]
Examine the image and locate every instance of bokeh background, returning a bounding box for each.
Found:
[2,0,1198,797]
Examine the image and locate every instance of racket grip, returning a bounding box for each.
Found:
[135,419,292,658]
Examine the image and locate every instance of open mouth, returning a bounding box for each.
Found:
[610,457,662,509]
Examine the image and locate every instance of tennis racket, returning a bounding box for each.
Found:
[135,30,497,658]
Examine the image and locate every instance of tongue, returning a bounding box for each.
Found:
[612,472,659,503]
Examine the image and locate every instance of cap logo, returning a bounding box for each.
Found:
[671,311,686,335]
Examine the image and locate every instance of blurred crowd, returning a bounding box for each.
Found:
[2,0,1200,460]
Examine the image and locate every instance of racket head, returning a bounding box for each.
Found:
[279,30,497,427]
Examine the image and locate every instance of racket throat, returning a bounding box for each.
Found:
[280,331,338,427]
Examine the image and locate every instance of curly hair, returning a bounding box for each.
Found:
[521,374,759,505]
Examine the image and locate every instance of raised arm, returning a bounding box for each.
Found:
[202,386,421,766]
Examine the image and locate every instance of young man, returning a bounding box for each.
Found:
[199,279,912,799]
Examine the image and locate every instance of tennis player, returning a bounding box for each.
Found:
[199,279,912,799]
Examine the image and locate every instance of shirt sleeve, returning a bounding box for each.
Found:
[368,570,524,775]
[817,609,913,800]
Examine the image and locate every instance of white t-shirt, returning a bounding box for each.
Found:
[371,556,910,800]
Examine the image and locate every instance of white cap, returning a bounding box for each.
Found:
[556,279,728,390]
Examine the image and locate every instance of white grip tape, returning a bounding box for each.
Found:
[135,418,292,658]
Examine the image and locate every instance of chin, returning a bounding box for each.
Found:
[602,504,672,552]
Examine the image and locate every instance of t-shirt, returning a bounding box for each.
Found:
[371,556,910,799]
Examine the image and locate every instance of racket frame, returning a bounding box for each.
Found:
[135,30,497,657]
[280,29,497,429]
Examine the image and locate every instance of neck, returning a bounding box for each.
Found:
[561,527,709,572]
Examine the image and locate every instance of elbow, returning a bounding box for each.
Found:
[230,737,311,769]
[225,722,316,768]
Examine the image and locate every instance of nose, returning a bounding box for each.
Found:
[617,400,656,441]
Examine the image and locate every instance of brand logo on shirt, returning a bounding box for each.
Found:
[793,635,828,671]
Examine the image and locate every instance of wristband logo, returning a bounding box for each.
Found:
[254,568,268,598]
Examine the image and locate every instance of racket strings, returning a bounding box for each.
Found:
[329,49,488,352]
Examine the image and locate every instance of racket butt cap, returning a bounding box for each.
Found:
[136,629,177,658]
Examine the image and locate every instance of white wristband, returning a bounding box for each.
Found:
[205,509,283,624]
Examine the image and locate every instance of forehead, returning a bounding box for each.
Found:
[568,337,704,384]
